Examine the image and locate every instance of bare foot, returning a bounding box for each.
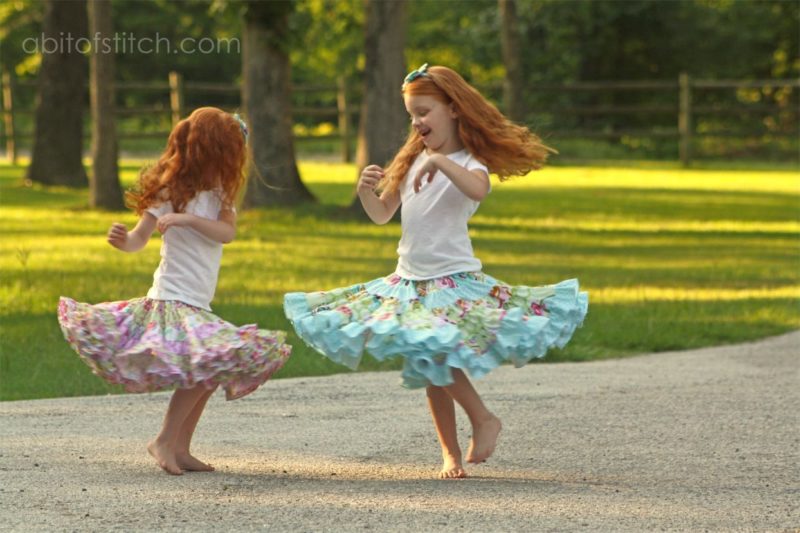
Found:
[466,415,502,464]
[176,452,215,472]
[147,440,183,475]
[439,454,467,479]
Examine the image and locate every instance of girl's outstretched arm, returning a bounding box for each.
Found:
[107,213,158,252]
[156,208,237,243]
[358,165,401,224]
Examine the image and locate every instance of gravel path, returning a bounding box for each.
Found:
[1,332,798,532]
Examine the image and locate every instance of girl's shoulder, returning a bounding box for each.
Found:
[448,149,488,173]
[195,189,223,201]
[146,190,173,216]
[188,189,226,216]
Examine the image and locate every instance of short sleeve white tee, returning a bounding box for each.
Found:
[145,190,227,311]
[395,149,489,280]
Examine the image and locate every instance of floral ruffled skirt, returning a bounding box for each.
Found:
[284,272,588,389]
[58,297,292,400]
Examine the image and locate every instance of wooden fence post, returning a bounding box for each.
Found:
[337,76,352,163]
[169,71,184,127]
[1,71,17,164]
[679,72,692,167]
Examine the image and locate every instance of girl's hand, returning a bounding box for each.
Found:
[358,165,384,193]
[107,223,129,250]
[157,213,190,234]
[413,155,441,193]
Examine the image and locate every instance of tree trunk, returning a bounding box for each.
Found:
[242,1,314,207]
[499,0,525,123]
[88,0,123,209]
[27,0,88,187]
[349,0,408,210]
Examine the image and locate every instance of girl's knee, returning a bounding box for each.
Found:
[426,384,444,397]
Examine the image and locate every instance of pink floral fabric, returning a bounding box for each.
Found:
[58,297,291,400]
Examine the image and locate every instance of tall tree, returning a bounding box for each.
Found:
[350,0,408,208]
[87,0,122,209]
[499,0,524,123]
[27,0,88,187]
[242,0,314,207]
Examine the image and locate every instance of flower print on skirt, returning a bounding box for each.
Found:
[58,297,292,400]
[284,272,588,389]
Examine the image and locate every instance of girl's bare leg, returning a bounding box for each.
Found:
[147,385,209,475]
[444,369,502,464]
[426,385,467,478]
[175,386,217,472]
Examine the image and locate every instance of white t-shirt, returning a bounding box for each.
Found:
[145,190,227,311]
[395,149,489,280]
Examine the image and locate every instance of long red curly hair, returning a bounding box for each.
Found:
[380,66,556,196]
[127,107,247,215]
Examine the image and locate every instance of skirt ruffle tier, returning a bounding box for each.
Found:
[284,272,588,389]
[58,297,292,400]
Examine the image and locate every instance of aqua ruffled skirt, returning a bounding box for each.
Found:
[284,272,588,389]
[58,297,292,400]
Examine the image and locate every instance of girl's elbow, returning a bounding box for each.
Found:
[365,207,390,225]
[374,209,398,225]
[126,235,150,252]
[470,188,489,202]
[464,178,490,202]
[220,228,236,244]
[221,222,237,243]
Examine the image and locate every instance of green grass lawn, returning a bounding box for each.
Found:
[1,159,798,401]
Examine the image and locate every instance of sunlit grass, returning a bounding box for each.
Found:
[1,160,798,400]
[297,161,800,194]
[591,286,800,303]
[472,216,800,234]
[500,166,800,194]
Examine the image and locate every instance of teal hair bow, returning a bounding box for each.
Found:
[232,113,248,142]
[403,63,429,88]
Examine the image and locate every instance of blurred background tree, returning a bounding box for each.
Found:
[241,0,315,206]
[0,0,797,171]
[24,0,88,187]
[351,0,408,211]
[88,0,123,210]
[2,0,796,96]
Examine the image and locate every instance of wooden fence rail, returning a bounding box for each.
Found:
[1,71,797,166]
